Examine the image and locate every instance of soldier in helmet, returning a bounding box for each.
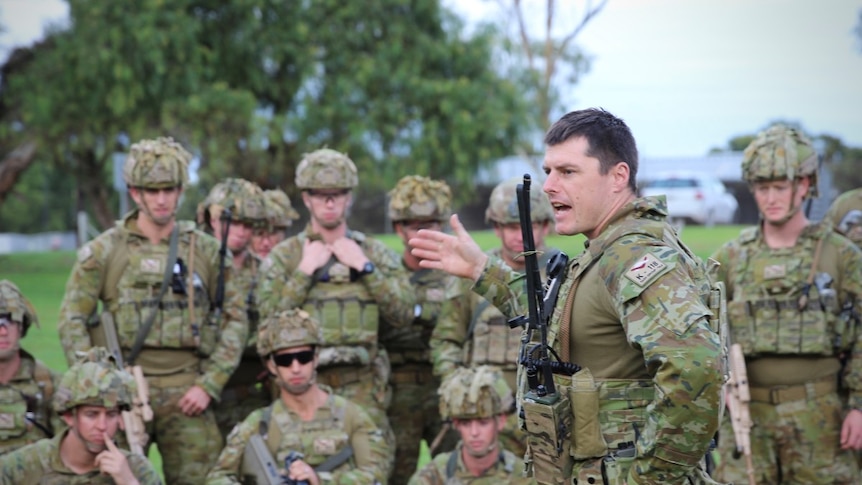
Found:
[197,178,272,440]
[252,189,300,259]
[429,176,560,458]
[206,308,390,484]
[711,124,862,483]
[57,137,249,484]
[0,347,162,484]
[258,148,416,473]
[381,175,459,483]
[407,365,530,484]
[0,280,62,454]
[825,188,862,248]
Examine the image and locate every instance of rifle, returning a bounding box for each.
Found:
[102,310,153,455]
[725,343,755,485]
[197,208,232,355]
[242,434,353,485]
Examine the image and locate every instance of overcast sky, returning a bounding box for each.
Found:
[3,0,861,158]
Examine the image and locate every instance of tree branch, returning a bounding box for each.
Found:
[0,141,38,206]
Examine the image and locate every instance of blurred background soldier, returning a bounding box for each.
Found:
[0,347,161,484]
[825,187,862,248]
[407,365,530,485]
[430,176,558,457]
[197,177,271,440]
[57,137,249,484]
[252,188,300,259]
[381,175,458,483]
[711,125,862,484]
[0,279,61,454]
[258,148,417,477]
[207,308,390,484]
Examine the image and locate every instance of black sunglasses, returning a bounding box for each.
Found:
[272,350,315,367]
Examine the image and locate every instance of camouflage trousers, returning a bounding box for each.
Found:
[715,390,859,484]
[144,375,224,485]
[387,364,448,485]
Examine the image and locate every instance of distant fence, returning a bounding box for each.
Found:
[0,231,77,254]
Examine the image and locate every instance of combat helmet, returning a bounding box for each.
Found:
[196,178,267,230]
[388,175,452,223]
[0,280,38,337]
[123,137,191,189]
[741,125,819,198]
[438,365,514,420]
[257,309,323,358]
[263,189,300,230]
[53,347,135,414]
[295,149,358,190]
[485,176,554,224]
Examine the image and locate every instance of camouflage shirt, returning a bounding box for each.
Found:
[407,442,531,485]
[0,428,162,484]
[473,196,723,484]
[824,188,862,247]
[0,351,62,455]
[206,391,391,484]
[57,211,249,399]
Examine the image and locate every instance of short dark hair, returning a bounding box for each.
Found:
[544,108,639,192]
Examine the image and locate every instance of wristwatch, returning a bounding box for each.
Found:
[359,261,375,276]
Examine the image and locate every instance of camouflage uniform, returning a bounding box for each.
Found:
[825,188,862,247]
[0,280,62,455]
[258,149,416,444]
[430,177,559,459]
[57,138,248,484]
[408,366,532,485]
[262,188,300,233]
[197,178,273,440]
[711,126,862,484]
[0,348,162,484]
[381,176,459,482]
[474,195,723,484]
[206,309,391,484]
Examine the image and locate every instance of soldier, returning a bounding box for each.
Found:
[710,125,862,483]
[382,175,459,482]
[252,189,300,259]
[206,308,390,484]
[196,178,272,440]
[0,347,162,484]
[409,108,723,483]
[825,187,862,247]
[0,280,62,454]
[57,137,249,484]
[430,176,558,458]
[258,149,416,453]
[407,365,530,485]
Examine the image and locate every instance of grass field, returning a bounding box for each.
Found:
[0,223,746,476]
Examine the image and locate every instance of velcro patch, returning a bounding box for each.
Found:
[140,258,162,274]
[763,264,786,280]
[0,413,15,429]
[624,253,667,287]
[77,245,93,263]
[313,437,337,455]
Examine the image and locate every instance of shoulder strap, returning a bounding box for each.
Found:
[32,360,54,401]
[315,445,354,473]
[102,228,131,303]
[445,450,459,479]
[128,225,180,365]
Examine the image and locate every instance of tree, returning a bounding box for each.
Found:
[0,0,531,233]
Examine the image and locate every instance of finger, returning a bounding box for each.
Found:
[104,433,120,453]
[450,214,467,237]
[411,247,443,264]
[841,421,851,446]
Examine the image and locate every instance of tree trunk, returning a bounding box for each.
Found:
[0,141,38,208]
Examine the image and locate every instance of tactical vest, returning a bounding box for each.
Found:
[383,268,449,363]
[0,355,54,454]
[468,248,560,370]
[726,223,849,356]
[257,397,355,474]
[92,220,214,354]
[236,255,260,355]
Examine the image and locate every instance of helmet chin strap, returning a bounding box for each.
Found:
[463,438,499,458]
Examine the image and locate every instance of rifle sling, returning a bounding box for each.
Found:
[128,225,180,365]
[315,445,354,473]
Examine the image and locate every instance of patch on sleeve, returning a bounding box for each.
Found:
[624,253,667,287]
[77,244,93,263]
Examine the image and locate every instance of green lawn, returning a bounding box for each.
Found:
[1,224,745,476]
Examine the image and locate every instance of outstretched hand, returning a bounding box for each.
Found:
[409,214,487,282]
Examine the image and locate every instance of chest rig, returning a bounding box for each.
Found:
[0,356,54,453]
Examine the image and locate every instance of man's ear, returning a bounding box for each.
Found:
[496,414,506,432]
[612,162,631,192]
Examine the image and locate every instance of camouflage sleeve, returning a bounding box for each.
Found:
[197,241,250,399]
[608,246,722,484]
[707,242,735,295]
[472,257,527,319]
[429,280,473,378]
[406,455,446,485]
[257,239,312,319]
[48,369,65,436]
[361,240,417,327]
[328,401,391,485]
[206,409,262,485]
[834,237,862,408]
[0,438,52,482]
[57,237,109,366]
[127,452,164,484]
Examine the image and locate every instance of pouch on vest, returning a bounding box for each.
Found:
[568,368,608,459]
[0,389,28,440]
[523,386,573,485]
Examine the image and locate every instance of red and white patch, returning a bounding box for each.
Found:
[624,253,667,287]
